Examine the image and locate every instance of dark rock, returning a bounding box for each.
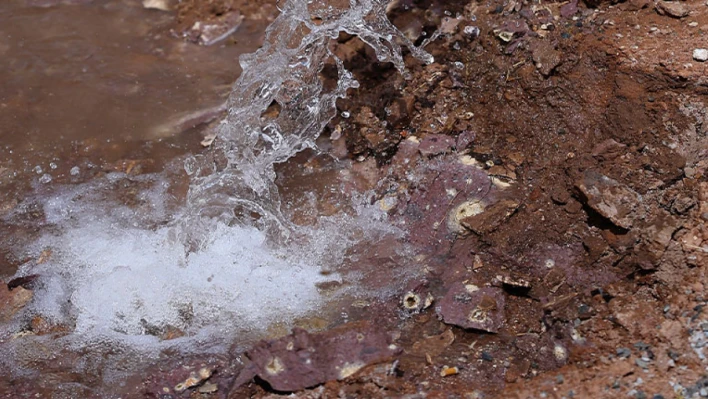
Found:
[575,170,641,229]
[634,341,650,351]
[616,347,631,358]
[419,134,456,157]
[7,274,39,291]
[671,196,696,215]
[437,283,506,333]
[237,322,399,392]
[655,1,690,18]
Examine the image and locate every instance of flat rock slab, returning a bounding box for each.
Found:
[655,1,690,18]
[437,284,506,333]
[419,134,456,157]
[461,198,520,235]
[575,170,641,229]
[238,322,399,392]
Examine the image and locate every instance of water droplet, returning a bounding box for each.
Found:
[39,174,52,184]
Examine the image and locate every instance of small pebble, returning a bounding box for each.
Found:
[617,347,632,358]
[481,351,493,361]
[636,391,647,399]
[440,365,459,377]
[556,374,564,384]
[652,395,664,399]
[634,342,650,351]
[694,49,708,62]
[635,358,649,369]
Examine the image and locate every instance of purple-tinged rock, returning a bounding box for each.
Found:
[237,322,399,392]
[419,134,456,157]
[437,283,506,333]
[560,0,579,18]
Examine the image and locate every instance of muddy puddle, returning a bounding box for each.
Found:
[0,0,268,182]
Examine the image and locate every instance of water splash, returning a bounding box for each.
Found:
[2,0,432,385]
[183,0,432,243]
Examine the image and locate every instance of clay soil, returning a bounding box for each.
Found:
[241,0,708,397]
[3,0,708,398]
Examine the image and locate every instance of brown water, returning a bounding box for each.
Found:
[0,0,265,181]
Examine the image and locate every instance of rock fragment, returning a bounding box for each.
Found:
[575,170,641,229]
[0,282,33,323]
[532,41,562,77]
[560,0,578,17]
[693,49,708,62]
[419,134,456,157]
[437,284,506,333]
[460,199,519,235]
[655,1,690,18]
[142,0,171,11]
[187,12,244,46]
[237,322,399,392]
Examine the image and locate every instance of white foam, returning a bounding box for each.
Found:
[5,175,400,351]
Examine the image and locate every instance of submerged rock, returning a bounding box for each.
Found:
[0,283,32,323]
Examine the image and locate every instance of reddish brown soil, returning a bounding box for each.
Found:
[2,0,708,398]
[235,0,708,397]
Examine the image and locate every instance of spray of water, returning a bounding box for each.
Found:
[1,0,432,386]
[182,0,432,243]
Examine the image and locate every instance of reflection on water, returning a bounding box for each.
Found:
[0,0,265,176]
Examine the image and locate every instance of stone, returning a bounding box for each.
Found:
[419,134,456,157]
[656,1,690,18]
[532,41,562,77]
[0,283,33,323]
[142,0,171,11]
[693,49,708,62]
[460,199,519,235]
[436,283,506,333]
[575,170,641,229]
[236,322,399,392]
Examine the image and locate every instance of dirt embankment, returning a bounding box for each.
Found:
[232,0,708,397]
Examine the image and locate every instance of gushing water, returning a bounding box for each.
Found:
[183,0,432,242]
[1,0,432,385]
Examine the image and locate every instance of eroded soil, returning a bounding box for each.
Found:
[2,0,708,398]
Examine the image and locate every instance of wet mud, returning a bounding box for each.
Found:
[2,0,708,398]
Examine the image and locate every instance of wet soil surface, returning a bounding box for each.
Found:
[2,0,708,398]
